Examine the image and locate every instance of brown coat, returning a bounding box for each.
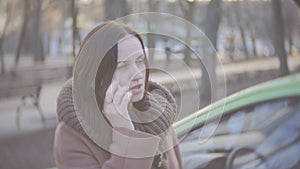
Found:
[54,121,183,169]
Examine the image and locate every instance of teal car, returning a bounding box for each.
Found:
[174,73,300,169]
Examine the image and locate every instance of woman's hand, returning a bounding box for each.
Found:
[103,80,134,130]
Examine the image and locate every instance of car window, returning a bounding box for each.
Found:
[179,97,300,169]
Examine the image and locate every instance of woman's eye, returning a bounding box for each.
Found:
[117,64,127,69]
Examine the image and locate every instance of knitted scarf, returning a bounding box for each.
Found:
[57,79,178,169]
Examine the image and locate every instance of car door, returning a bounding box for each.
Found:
[179,97,300,169]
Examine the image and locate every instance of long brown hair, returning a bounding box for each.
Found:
[77,21,149,113]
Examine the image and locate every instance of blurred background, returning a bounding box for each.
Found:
[0,0,299,168]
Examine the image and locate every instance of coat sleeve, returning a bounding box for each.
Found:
[104,127,160,168]
[54,122,102,169]
[54,122,160,169]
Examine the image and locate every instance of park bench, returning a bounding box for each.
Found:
[0,65,71,128]
[0,80,46,128]
[0,66,69,127]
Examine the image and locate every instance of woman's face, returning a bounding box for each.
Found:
[112,36,146,102]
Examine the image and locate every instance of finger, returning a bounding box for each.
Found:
[118,91,132,121]
[105,80,119,103]
[103,100,117,116]
[110,80,119,94]
[103,103,112,115]
[120,91,132,111]
[113,85,129,106]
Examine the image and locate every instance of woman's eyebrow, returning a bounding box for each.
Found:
[117,60,128,64]
[117,54,144,64]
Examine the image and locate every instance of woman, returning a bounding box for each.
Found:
[54,21,182,169]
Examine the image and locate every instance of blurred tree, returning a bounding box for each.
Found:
[178,0,196,66]
[72,0,78,59]
[272,0,289,76]
[282,0,299,55]
[246,1,274,58]
[233,1,249,60]
[146,0,157,65]
[0,2,11,73]
[32,0,44,63]
[105,0,127,20]
[43,0,75,56]
[249,23,257,57]
[15,0,30,67]
[256,2,274,57]
[222,3,235,61]
[242,2,258,58]
[200,0,222,106]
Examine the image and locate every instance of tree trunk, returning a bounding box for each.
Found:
[183,2,195,66]
[146,32,155,65]
[272,0,289,76]
[235,2,249,60]
[200,0,222,107]
[46,32,50,56]
[0,3,11,73]
[226,7,235,62]
[71,0,77,59]
[0,45,4,74]
[146,0,157,65]
[178,1,196,66]
[287,30,293,55]
[184,27,191,66]
[32,0,44,63]
[15,0,30,66]
[105,0,127,20]
[250,30,257,57]
[76,26,82,46]
[240,28,249,60]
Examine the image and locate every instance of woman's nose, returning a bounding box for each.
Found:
[130,65,144,81]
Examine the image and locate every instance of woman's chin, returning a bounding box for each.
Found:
[130,91,144,103]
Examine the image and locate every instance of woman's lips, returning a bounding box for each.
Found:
[130,84,143,94]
